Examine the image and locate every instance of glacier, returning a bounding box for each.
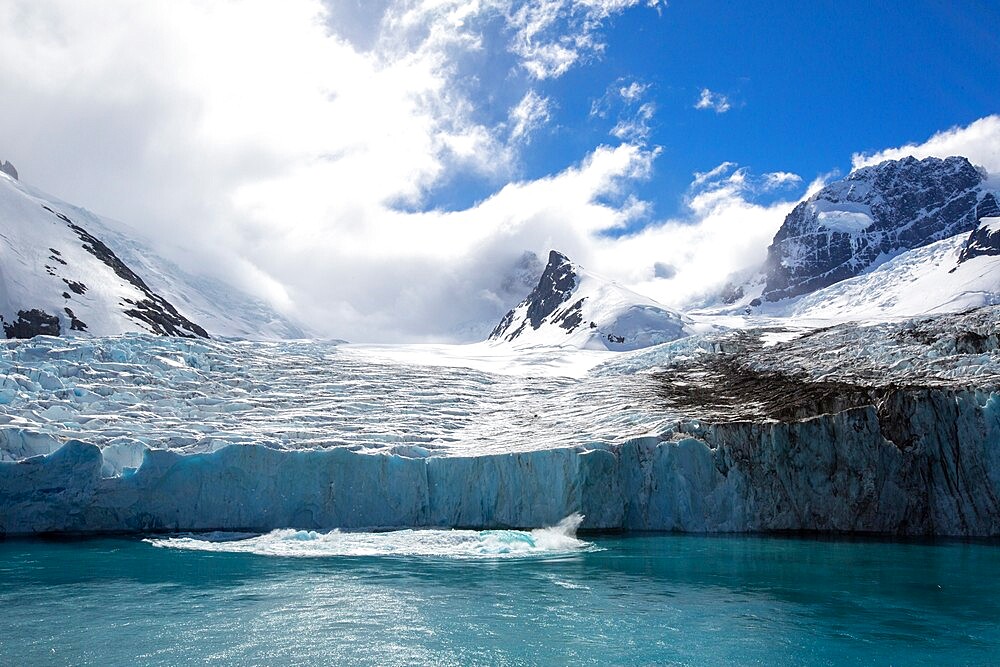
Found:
[2,307,999,537]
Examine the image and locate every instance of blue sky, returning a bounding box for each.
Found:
[426,0,1000,218]
[0,1,998,340]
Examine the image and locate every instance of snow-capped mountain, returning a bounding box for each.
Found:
[757,217,1000,321]
[760,155,998,302]
[489,250,700,350]
[0,164,304,340]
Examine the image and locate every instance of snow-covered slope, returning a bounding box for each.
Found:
[74,216,307,340]
[489,250,703,350]
[0,168,304,339]
[759,155,998,302]
[0,171,208,338]
[752,219,1000,321]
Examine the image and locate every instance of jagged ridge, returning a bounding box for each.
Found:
[490,250,696,350]
[762,155,998,301]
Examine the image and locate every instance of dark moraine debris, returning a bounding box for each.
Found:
[650,355,888,423]
[40,205,209,338]
[2,309,61,339]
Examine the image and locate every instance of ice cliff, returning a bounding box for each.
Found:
[3,308,999,537]
[2,388,997,536]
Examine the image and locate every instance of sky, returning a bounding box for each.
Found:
[0,0,998,341]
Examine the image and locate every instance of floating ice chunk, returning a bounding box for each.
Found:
[146,513,592,559]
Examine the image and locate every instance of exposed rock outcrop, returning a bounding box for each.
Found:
[1,309,60,339]
[0,159,17,180]
[762,156,998,301]
[489,250,697,350]
[958,217,1000,264]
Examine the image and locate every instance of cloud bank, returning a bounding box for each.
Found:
[852,115,1000,176]
[7,2,983,343]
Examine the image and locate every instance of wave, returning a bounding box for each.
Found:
[145,514,593,559]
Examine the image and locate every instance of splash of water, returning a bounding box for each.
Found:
[146,514,592,560]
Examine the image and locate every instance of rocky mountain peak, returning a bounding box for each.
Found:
[489,250,697,350]
[1,159,17,180]
[490,250,578,341]
[761,155,996,301]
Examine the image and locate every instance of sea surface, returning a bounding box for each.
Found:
[2,528,998,666]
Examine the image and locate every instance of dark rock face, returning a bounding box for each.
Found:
[40,205,208,338]
[62,279,87,295]
[63,307,88,332]
[718,283,744,304]
[524,251,577,329]
[762,156,997,301]
[0,160,17,180]
[490,250,579,341]
[3,309,60,339]
[957,217,1000,265]
[660,387,1000,536]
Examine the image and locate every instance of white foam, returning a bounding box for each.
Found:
[146,514,593,560]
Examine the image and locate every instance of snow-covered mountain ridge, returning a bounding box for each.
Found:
[759,155,998,302]
[721,217,1000,322]
[489,250,707,350]
[0,172,208,339]
[0,168,304,340]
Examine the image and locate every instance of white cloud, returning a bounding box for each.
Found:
[618,81,648,102]
[851,114,1000,176]
[761,171,803,191]
[0,0,799,342]
[508,89,552,142]
[592,78,656,143]
[694,88,731,114]
[691,162,737,188]
[611,102,655,142]
[505,0,666,79]
[588,163,796,307]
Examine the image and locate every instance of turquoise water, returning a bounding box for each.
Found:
[2,530,998,666]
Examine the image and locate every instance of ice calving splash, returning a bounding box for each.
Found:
[146,514,592,559]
